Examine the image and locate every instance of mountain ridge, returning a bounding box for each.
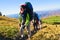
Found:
[6,9,60,19]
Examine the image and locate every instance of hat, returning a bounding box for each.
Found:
[21,4,26,9]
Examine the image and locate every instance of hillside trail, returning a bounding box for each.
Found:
[16,23,60,40]
[2,23,59,40]
[19,28,40,40]
[16,24,42,40]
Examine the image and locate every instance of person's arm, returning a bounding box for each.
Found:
[19,7,24,22]
[19,13,22,26]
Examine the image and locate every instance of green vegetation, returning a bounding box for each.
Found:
[31,24,60,40]
[31,16,60,40]
[0,16,19,27]
[0,16,19,39]
[42,16,60,24]
[0,26,19,38]
[0,16,60,40]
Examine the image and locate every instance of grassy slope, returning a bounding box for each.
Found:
[0,16,34,39]
[0,16,19,39]
[0,16,60,40]
[0,16,19,27]
[31,16,60,40]
[42,16,60,24]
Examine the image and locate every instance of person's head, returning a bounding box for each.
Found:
[20,4,26,11]
[20,4,26,14]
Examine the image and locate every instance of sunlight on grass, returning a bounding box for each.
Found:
[0,16,60,40]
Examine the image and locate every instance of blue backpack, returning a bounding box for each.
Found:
[25,2,33,10]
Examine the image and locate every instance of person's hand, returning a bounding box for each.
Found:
[30,20,33,25]
[39,21,40,24]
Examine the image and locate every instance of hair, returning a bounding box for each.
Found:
[21,4,26,9]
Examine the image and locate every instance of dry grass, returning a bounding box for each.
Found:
[31,24,60,40]
[0,16,60,40]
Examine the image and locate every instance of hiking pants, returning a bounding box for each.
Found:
[33,23,38,31]
[20,20,31,37]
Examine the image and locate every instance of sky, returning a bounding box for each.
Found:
[0,0,60,15]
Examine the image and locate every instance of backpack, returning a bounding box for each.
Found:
[25,2,33,11]
[33,12,39,21]
[25,2,33,21]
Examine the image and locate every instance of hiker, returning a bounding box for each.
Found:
[19,2,33,39]
[33,12,41,32]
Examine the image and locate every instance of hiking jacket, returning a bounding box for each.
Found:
[19,13,30,26]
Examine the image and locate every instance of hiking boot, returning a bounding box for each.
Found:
[19,35,26,40]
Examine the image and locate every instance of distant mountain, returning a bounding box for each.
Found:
[6,9,60,19]
[36,9,60,18]
[6,14,19,19]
